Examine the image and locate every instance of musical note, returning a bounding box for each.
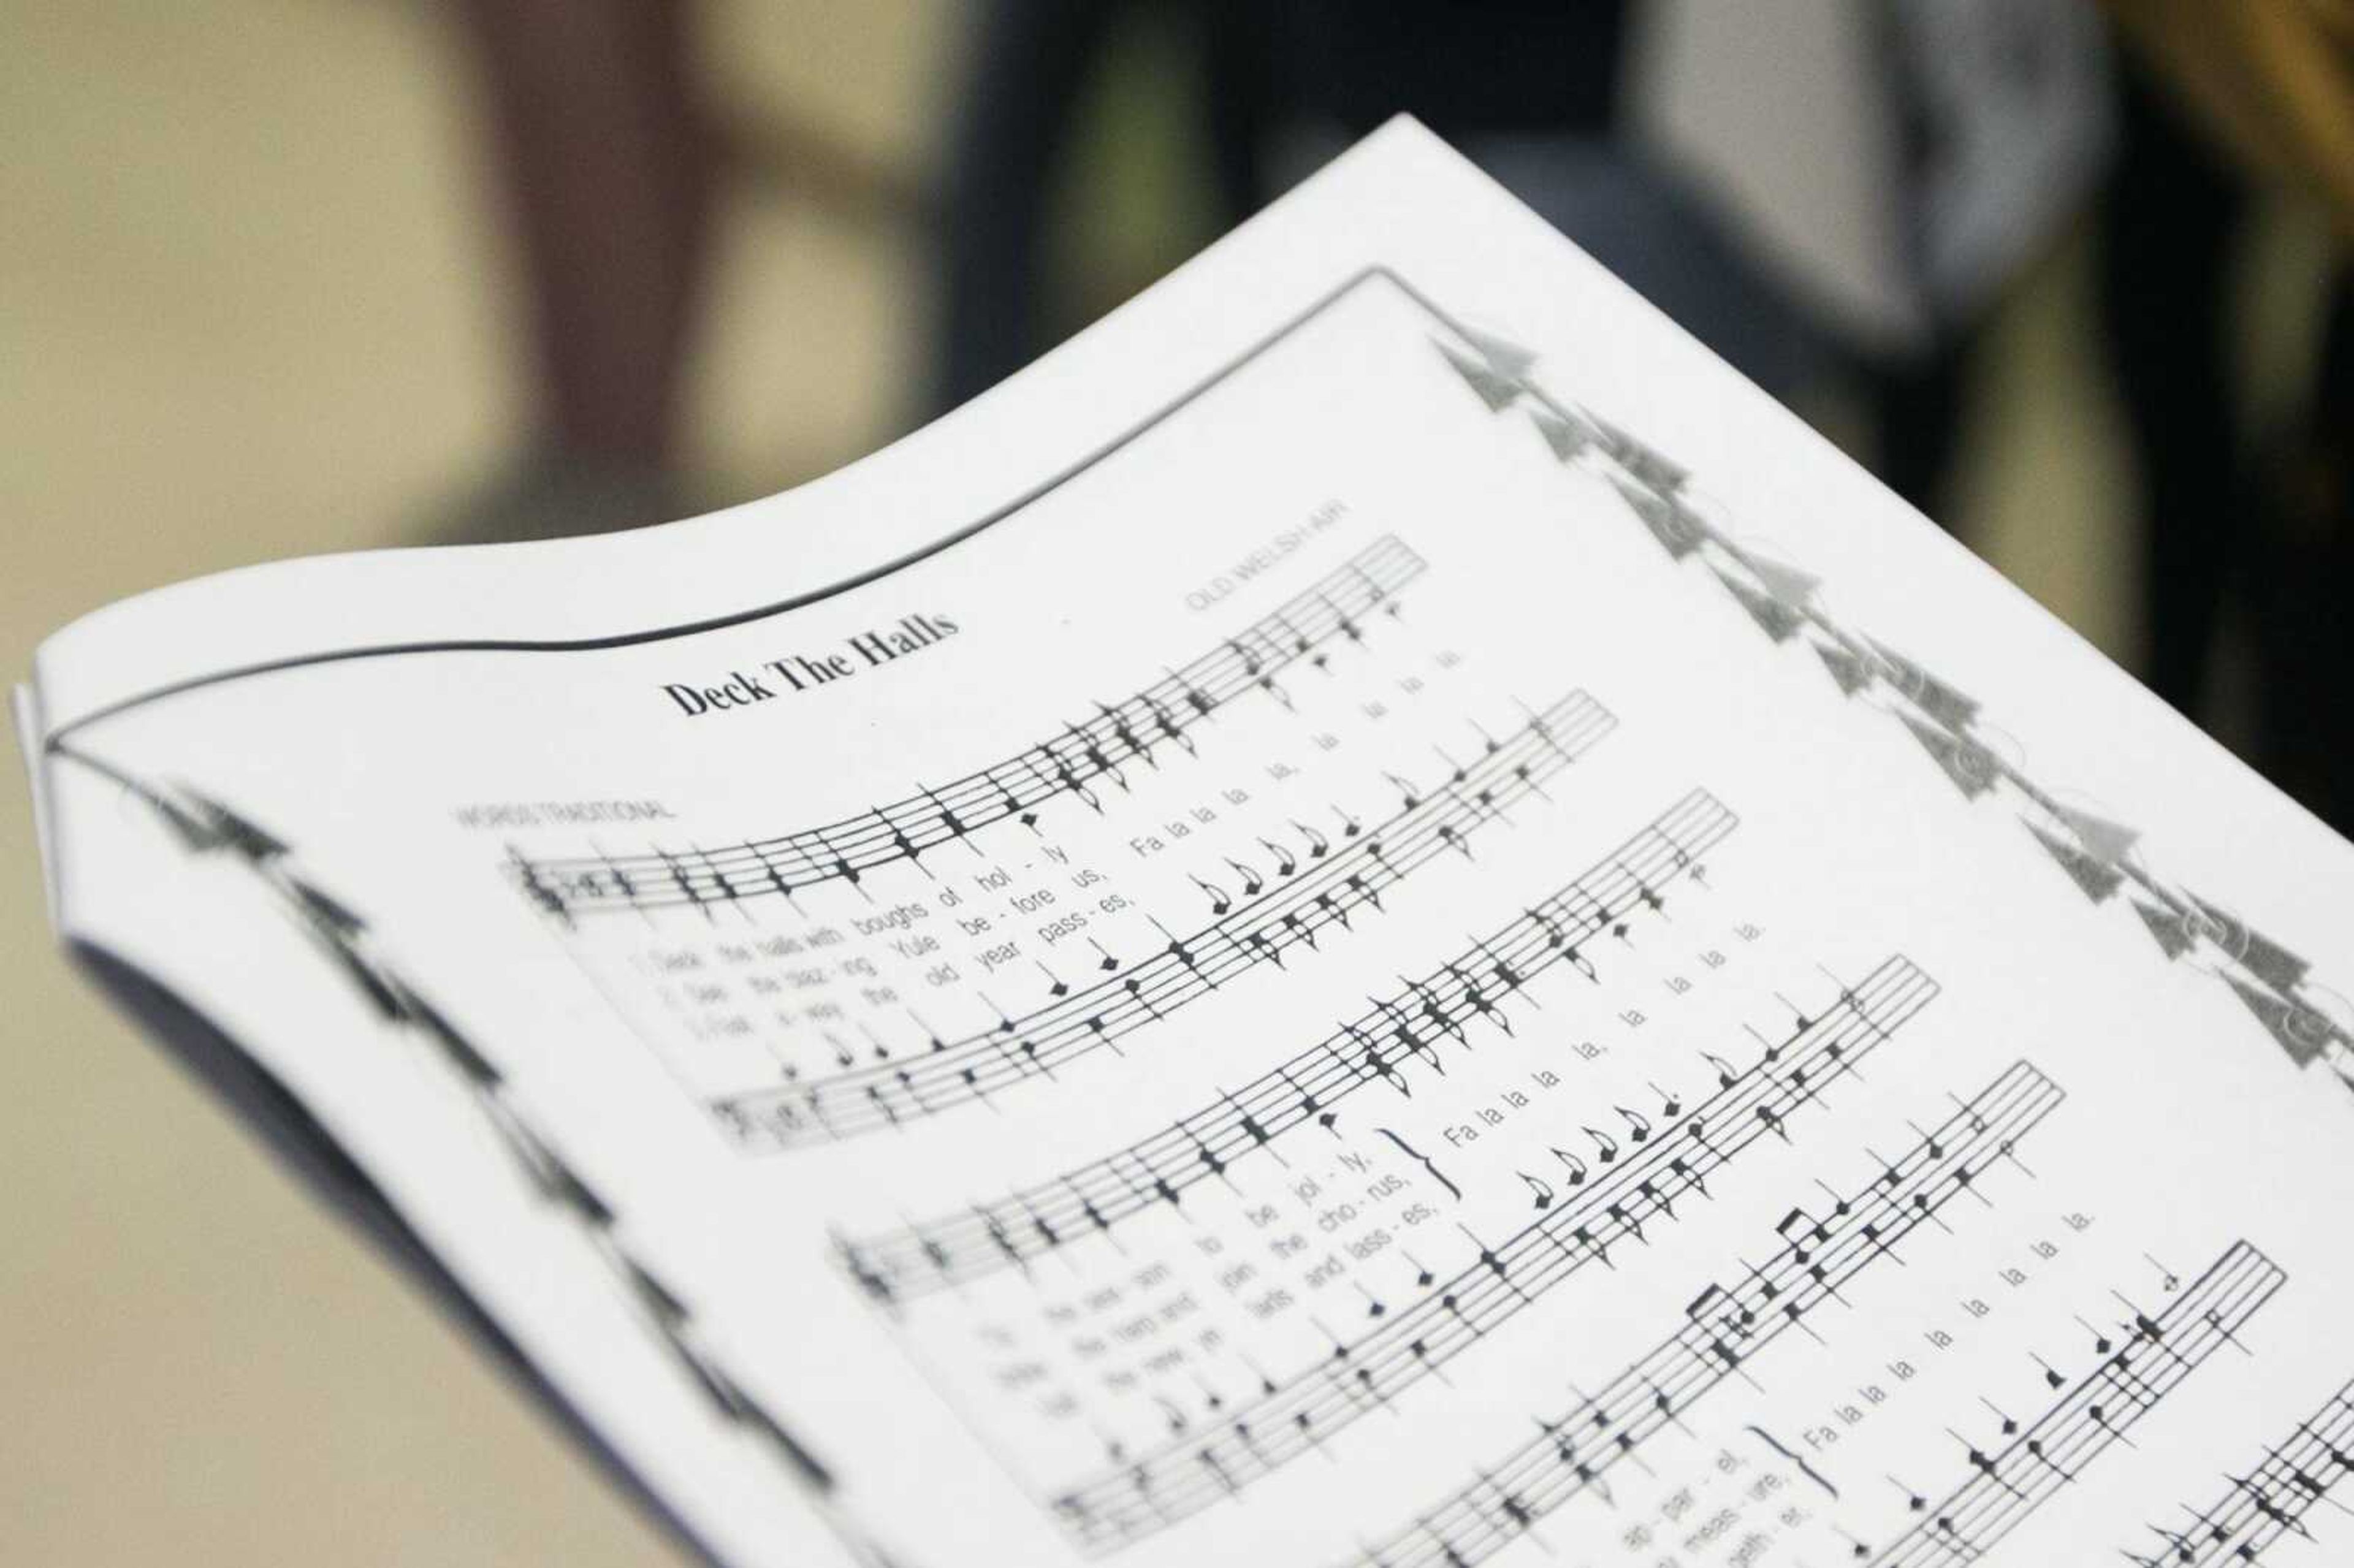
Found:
[1685,1282,1729,1326]
[512,539,1425,916]
[2112,1371,2354,1565]
[712,696,1632,1147]
[993,965,1948,1553]
[1096,700,1156,771]
[1324,1057,2065,1568]
[1261,837,1298,878]
[1374,989,1441,1073]
[870,805,928,876]
[834,794,1762,1302]
[1246,627,1294,708]
[1042,732,1105,813]
[1771,1205,1827,1271]
[1870,1240,2288,1566]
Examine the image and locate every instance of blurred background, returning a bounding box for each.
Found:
[4,3,2347,1564]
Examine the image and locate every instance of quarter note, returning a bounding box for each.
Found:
[921,784,983,856]
[873,807,931,878]
[1042,736,1102,813]
[1192,873,1231,916]
[1142,688,1194,755]
[1172,665,1216,720]
[1065,721,1126,793]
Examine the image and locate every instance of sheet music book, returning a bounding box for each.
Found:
[16,120,2354,1568]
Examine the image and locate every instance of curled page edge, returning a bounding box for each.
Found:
[23,117,1459,744]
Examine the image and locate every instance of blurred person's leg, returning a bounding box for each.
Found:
[2097,63,2242,715]
[1248,0,1818,396]
[1859,0,2114,533]
[928,1,1684,417]
[2252,276,2354,831]
[1861,342,1971,524]
[1202,0,1274,223]
[452,0,712,536]
[930,0,1128,416]
[1472,140,1821,402]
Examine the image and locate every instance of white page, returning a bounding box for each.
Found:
[23,120,2354,1567]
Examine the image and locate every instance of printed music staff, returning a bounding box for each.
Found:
[829,788,1734,1295]
[1867,1241,2288,1566]
[1031,957,1939,1550]
[513,538,1426,919]
[2117,1371,2353,1566]
[712,693,1621,1148]
[1328,1058,2066,1568]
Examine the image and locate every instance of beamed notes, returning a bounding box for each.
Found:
[28,123,2354,1568]
[514,537,1426,918]
[1036,958,1940,1550]
[1340,1059,2070,1568]
[717,695,1626,1149]
[834,791,1750,1298]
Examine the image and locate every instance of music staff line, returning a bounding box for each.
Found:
[2124,1371,2354,1566]
[512,536,1427,919]
[1045,956,1940,1552]
[832,787,1733,1297]
[1340,1059,2067,1568]
[1870,1240,2286,1567]
[715,691,1620,1148]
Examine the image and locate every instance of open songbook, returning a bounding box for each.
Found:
[18,120,2354,1567]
